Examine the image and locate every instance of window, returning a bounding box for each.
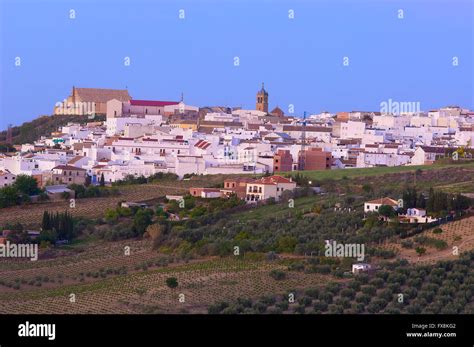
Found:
[68,178,72,182]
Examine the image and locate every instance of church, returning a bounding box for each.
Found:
[256,83,285,117]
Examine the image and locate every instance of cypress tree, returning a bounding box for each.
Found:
[42,211,51,231]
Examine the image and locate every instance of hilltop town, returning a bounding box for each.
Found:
[0,85,473,317]
[1,85,473,189]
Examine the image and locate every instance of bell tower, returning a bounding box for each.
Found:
[256,83,268,113]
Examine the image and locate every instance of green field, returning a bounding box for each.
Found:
[285,161,474,181]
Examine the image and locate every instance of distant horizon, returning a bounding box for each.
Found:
[1,0,473,129]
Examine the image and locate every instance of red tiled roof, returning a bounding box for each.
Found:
[52,165,86,171]
[258,175,294,185]
[366,197,398,206]
[130,100,179,107]
[194,139,211,149]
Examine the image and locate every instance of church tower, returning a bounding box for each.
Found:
[256,83,269,113]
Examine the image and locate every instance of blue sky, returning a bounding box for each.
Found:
[0,0,472,129]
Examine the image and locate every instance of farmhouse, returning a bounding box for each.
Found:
[245,175,296,203]
[364,197,399,213]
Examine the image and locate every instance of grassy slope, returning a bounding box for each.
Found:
[284,161,474,181]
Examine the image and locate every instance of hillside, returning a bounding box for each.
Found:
[285,160,474,181]
[0,114,105,148]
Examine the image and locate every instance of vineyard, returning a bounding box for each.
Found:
[381,216,474,264]
[0,165,472,314]
[0,247,337,314]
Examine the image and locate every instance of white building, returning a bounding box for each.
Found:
[245,175,296,203]
[0,170,16,187]
[364,197,399,213]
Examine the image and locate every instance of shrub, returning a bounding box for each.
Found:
[236,297,252,308]
[319,292,333,304]
[415,247,426,256]
[304,288,319,298]
[253,302,267,313]
[298,296,313,307]
[328,304,344,314]
[361,285,376,296]
[208,301,229,314]
[269,269,286,281]
[259,295,276,306]
[165,277,178,289]
[288,262,305,272]
[313,300,328,312]
[340,288,356,299]
[355,293,371,305]
[276,301,289,311]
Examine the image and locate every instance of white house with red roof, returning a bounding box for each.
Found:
[245,175,296,203]
[364,197,399,213]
